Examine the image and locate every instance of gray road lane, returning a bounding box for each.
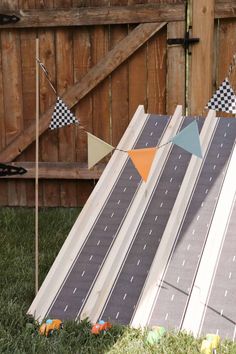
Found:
[48,115,170,320]
[149,119,236,331]
[100,117,204,325]
[201,199,236,340]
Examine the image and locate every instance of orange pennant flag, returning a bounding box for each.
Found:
[128,147,157,182]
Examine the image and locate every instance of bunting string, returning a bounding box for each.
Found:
[115,140,171,154]
[36,58,57,96]
[37,60,202,181]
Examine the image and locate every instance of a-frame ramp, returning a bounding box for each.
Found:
[28,106,236,340]
[28,105,176,321]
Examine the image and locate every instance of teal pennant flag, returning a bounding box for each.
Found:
[171,120,202,158]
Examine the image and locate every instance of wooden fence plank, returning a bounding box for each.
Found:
[73,27,92,162]
[1,0,25,206]
[110,0,129,147]
[1,4,184,28]
[189,0,214,115]
[16,0,36,206]
[90,0,110,142]
[0,38,5,152]
[72,11,94,206]
[166,21,185,114]
[128,43,147,118]
[215,1,236,19]
[91,26,110,141]
[147,26,167,114]
[217,19,236,117]
[0,33,8,205]
[128,0,146,118]
[0,22,166,163]
[38,0,60,207]
[78,0,110,204]
[56,27,78,206]
[39,40,59,207]
[3,162,105,179]
[1,31,23,145]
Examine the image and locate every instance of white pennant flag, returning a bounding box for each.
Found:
[87,133,114,169]
[206,77,236,114]
[49,97,79,130]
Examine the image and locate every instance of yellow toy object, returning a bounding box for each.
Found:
[39,319,63,337]
[200,334,220,354]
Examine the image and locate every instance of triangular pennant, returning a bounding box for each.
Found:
[128,147,157,182]
[171,120,202,158]
[49,97,79,130]
[87,133,114,169]
[206,77,236,114]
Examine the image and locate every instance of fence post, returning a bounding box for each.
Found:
[189,0,215,115]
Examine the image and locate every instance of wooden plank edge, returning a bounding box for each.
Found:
[215,2,236,19]
[0,4,184,28]
[0,162,105,179]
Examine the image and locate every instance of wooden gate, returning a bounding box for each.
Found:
[0,0,234,207]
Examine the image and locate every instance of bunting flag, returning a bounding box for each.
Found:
[171,120,202,158]
[128,147,157,182]
[87,132,114,169]
[49,97,79,130]
[206,77,236,114]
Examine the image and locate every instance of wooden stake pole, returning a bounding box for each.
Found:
[35,37,39,294]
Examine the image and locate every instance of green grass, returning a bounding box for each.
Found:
[0,207,236,353]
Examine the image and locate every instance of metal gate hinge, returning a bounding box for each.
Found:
[0,14,20,25]
[167,31,199,52]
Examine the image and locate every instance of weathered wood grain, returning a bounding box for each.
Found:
[166,21,185,114]
[216,19,236,117]
[0,0,25,205]
[0,31,7,206]
[0,36,5,151]
[0,4,184,28]
[110,0,129,146]
[91,26,110,141]
[0,22,166,163]
[3,162,105,179]
[37,0,59,207]
[215,1,236,19]
[73,28,93,163]
[189,0,214,115]
[56,26,78,206]
[147,26,167,114]
[127,2,147,119]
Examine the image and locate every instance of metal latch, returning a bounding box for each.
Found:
[0,163,27,177]
[0,14,20,25]
[167,30,199,52]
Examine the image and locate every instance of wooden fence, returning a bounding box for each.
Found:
[0,0,235,207]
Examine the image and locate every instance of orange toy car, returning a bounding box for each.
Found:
[39,319,63,337]
[91,320,112,334]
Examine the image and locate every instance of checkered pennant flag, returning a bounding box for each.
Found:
[206,77,236,114]
[49,97,79,130]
